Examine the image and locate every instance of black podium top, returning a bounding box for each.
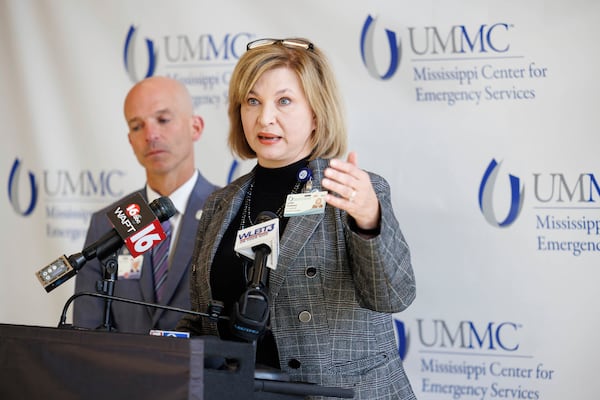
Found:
[0,324,353,400]
[0,323,253,400]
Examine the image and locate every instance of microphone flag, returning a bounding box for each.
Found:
[234,218,279,270]
[106,192,166,258]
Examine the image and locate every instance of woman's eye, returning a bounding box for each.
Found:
[279,97,291,105]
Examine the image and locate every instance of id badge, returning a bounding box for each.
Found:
[283,191,327,217]
[118,254,143,279]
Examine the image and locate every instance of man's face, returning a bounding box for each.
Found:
[124,79,201,178]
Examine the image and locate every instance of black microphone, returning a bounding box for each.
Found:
[230,211,279,342]
[35,196,176,293]
[249,211,279,289]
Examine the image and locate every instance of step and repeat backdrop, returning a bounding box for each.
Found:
[1,1,598,398]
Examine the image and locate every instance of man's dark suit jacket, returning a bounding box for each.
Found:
[73,172,217,334]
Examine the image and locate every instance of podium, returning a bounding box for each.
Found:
[0,324,353,400]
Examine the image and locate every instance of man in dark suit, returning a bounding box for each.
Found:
[73,76,218,334]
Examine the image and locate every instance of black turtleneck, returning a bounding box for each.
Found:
[210,158,308,369]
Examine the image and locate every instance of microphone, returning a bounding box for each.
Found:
[249,211,279,289]
[35,195,176,293]
[230,211,279,342]
[234,211,279,270]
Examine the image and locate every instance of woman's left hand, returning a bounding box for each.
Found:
[322,151,381,230]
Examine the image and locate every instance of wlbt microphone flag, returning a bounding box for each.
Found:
[35,194,176,292]
[234,212,279,270]
[230,211,279,341]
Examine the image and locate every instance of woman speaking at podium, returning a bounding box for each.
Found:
[177,37,417,399]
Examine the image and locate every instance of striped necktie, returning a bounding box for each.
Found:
[152,219,172,303]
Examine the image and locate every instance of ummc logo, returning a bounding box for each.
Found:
[227,160,240,184]
[408,23,511,56]
[360,15,401,80]
[479,158,600,228]
[394,318,521,360]
[8,158,38,217]
[359,15,513,80]
[394,319,410,360]
[124,25,157,83]
[417,319,520,352]
[7,158,126,217]
[123,24,250,83]
[533,173,600,204]
[479,159,524,228]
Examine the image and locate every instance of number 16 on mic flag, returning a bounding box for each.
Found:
[107,192,167,258]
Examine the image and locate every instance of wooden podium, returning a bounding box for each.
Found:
[0,324,353,400]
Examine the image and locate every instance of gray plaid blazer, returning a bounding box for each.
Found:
[179,158,416,399]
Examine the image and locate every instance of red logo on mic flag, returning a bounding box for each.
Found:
[124,219,166,257]
[126,203,140,216]
[107,192,167,257]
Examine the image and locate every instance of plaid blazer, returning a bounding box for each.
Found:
[180,158,416,399]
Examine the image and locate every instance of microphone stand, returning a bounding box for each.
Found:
[58,292,227,329]
[96,251,118,331]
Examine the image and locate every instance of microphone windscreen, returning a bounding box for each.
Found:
[150,197,177,221]
[255,210,278,224]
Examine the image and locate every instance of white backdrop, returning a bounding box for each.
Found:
[2,1,599,398]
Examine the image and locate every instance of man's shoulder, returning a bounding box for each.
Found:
[191,171,220,196]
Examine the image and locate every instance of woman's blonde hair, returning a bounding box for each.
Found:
[227,38,347,160]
